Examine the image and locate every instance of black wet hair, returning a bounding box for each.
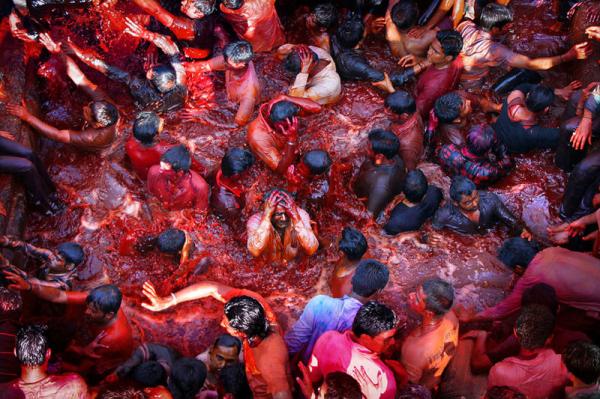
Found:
[434,92,462,123]
[397,384,432,399]
[391,0,418,30]
[324,372,362,399]
[497,237,540,271]
[368,129,400,159]
[269,101,300,123]
[221,0,243,10]
[335,12,364,49]
[351,259,390,297]
[221,148,255,177]
[313,3,338,28]
[214,333,242,353]
[564,341,600,385]
[385,90,416,115]
[223,41,254,65]
[525,84,555,113]
[169,358,207,399]
[437,29,463,59]
[98,388,146,399]
[57,242,85,266]
[0,286,22,318]
[422,277,454,316]
[303,150,332,175]
[132,361,166,387]
[157,228,186,254]
[485,386,526,399]
[190,0,215,15]
[352,301,396,337]
[90,101,118,127]
[479,3,513,32]
[262,187,294,202]
[283,48,319,74]
[219,363,252,399]
[515,304,555,349]
[133,111,161,145]
[404,169,428,203]
[16,325,48,367]
[162,145,191,172]
[150,64,177,94]
[86,284,122,315]
[466,124,495,156]
[521,283,558,315]
[449,175,476,202]
[338,226,368,260]
[224,296,269,339]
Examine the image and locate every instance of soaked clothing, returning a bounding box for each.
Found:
[480,247,600,320]
[309,330,397,399]
[246,208,318,262]
[331,36,385,82]
[68,125,116,152]
[226,61,261,104]
[116,343,180,378]
[384,185,443,234]
[124,137,170,180]
[285,294,363,363]
[493,86,560,153]
[390,113,424,171]
[247,95,322,171]
[147,167,210,210]
[487,348,568,399]
[289,46,341,105]
[560,150,600,220]
[354,156,406,217]
[219,0,285,52]
[432,190,522,235]
[415,60,463,119]
[0,321,18,383]
[437,143,512,186]
[401,311,459,389]
[0,374,88,399]
[211,170,246,219]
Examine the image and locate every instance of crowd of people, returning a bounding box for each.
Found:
[0,0,600,397]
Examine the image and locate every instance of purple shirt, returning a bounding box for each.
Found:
[285,295,362,363]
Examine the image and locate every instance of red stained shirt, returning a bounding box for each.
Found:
[125,137,170,180]
[147,167,210,210]
[1,373,88,399]
[415,60,462,119]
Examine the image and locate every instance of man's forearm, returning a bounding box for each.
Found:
[30,281,69,304]
[247,217,272,256]
[172,281,232,304]
[276,143,297,174]
[22,114,71,144]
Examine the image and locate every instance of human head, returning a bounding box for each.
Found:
[221,0,243,10]
[320,372,362,399]
[148,64,176,93]
[221,148,255,177]
[351,259,389,297]
[56,242,85,267]
[209,334,241,374]
[485,386,526,399]
[223,41,254,69]
[449,176,478,211]
[385,90,416,116]
[521,283,558,315]
[391,0,418,30]
[396,384,432,399]
[223,296,269,340]
[563,341,600,385]
[15,325,49,367]
[85,284,122,324]
[525,84,555,113]
[86,100,118,128]
[514,304,555,350]
[169,358,207,399]
[335,13,364,48]
[98,388,145,399]
[368,129,399,160]
[284,48,319,75]
[133,111,163,145]
[338,226,368,261]
[218,363,252,399]
[161,145,191,173]
[479,3,513,32]
[428,30,463,65]
[466,125,496,156]
[410,277,454,317]
[312,3,338,30]
[262,188,294,230]
[131,361,166,387]
[302,150,332,176]
[403,169,428,203]
[0,286,22,320]
[157,228,186,254]
[181,0,215,19]
[434,92,469,123]
[497,237,540,274]
[269,101,300,124]
[351,301,397,353]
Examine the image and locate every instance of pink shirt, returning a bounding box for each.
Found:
[488,348,568,399]
[308,331,396,399]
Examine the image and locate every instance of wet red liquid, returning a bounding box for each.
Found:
[18,0,572,355]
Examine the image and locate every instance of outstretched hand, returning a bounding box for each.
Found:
[586,26,600,41]
[571,116,593,150]
[3,269,31,291]
[569,42,592,60]
[141,281,175,312]
[296,362,314,399]
[555,80,582,101]
[124,17,150,40]
[5,102,30,120]
[398,54,418,67]
[38,32,61,54]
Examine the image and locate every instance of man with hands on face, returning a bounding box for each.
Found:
[247,189,319,262]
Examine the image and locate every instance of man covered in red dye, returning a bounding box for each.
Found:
[0,325,88,399]
[247,189,319,262]
[212,148,255,220]
[218,0,285,52]
[184,41,260,126]
[7,33,118,153]
[247,95,322,173]
[384,91,423,171]
[285,150,332,209]
[385,0,438,60]
[329,227,369,298]
[2,272,133,379]
[147,145,209,211]
[141,280,293,399]
[125,111,170,180]
[300,3,339,52]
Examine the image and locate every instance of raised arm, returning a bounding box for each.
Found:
[3,269,69,303]
[132,0,195,40]
[0,235,57,262]
[6,103,72,144]
[66,39,132,85]
[507,42,591,71]
[141,280,234,312]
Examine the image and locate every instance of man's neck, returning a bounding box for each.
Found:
[518,346,544,359]
[433,60,452,70]
[20,366,47,384]
[348,292,368,304]
[419,314,443,333]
